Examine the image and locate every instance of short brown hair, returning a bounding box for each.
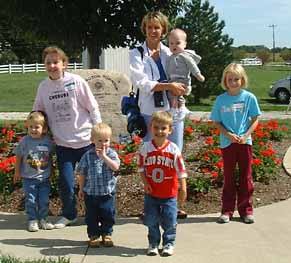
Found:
[42,46,69,64]
[150,111,173,128]
[141,11,169,37]
[221,63,248,90]
[91,123,112,141]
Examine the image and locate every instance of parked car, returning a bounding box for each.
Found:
[268,75,291,103]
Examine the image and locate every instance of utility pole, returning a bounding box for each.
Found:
[269,24,277,62]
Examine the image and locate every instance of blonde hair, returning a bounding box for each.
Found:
[26,111,48,132]
[91,123,112,141]
[221,63,248,90]
[42,46,69,65]
[141,11,169,37]
[168,28,187,42]
[150,111,173,128]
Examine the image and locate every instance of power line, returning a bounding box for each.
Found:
[268,24,277,62]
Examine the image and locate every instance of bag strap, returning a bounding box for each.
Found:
[131,46,144,102]
[137,46,144,61]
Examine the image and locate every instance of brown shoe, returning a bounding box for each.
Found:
[102,235,114,247]
[88,236,101,247]
[177,210,188,219]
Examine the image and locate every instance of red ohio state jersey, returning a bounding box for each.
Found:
[138,140,187,198]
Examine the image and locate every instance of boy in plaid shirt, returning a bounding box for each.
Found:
[77,123,120,247]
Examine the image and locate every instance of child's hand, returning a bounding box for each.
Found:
[196,73,205,82]
[178,189,187,204]
[143,181,152,194]
[96,146,107,159]
[228,132,240,143]
[13,174,21,185]
[238,134,247,144]
[78,190,85,200]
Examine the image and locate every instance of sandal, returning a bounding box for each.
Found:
[102,235,114,247]
[88,236,101,247]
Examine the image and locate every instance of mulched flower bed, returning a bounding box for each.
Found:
[1,138,291,217]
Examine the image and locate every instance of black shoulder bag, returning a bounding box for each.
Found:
[121,46,147,138]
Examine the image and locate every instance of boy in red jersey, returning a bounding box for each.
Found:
[138,111,187,257]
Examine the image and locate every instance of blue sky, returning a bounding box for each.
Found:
[205,0,291,48]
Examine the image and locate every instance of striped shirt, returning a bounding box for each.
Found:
[76,147,120,196]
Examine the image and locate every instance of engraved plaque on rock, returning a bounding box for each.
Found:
[73,69,131,141]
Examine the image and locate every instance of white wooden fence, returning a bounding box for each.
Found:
[0,62,83,74]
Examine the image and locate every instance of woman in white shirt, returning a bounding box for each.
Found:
[129,11,186,151]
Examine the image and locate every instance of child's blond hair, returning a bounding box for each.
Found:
[168,28,187,42]
[150,111,173,128]
[42,46,69,65]
[26,111,48,132]
[91,123,112,141]
[141,11,169,37]
[221,63,248,90]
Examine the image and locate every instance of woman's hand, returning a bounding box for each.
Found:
[169,82,186,96]
[151,50,160,62]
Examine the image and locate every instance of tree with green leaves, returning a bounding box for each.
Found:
[174,0,233,104]
[4,0,186,68]
[256,49,270,65]
[280,48,291,63]
[232,48,247,62]
[0,1,49,63]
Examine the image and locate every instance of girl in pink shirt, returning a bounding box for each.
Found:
[33,46,102,228]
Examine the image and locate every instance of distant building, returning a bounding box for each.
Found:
[82,47,130,77]
[240,57,262,66]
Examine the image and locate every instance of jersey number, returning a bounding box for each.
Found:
[152,168,164,183]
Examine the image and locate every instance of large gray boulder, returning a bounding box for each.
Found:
[73,69,131,141]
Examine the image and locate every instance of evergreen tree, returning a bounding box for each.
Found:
[175,0,233,103]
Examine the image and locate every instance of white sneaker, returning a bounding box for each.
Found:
[161,243,174,256]
[147,244,159,256]
[28,220,39,232]
[217,214,230,224]
[177,106,190,120]
[39,219,55,230]
[54,217,77,229]
[242,214,255,224]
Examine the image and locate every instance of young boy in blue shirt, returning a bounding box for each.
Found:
[77,123,120,247]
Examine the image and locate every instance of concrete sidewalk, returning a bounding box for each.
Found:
[1,199,291,263]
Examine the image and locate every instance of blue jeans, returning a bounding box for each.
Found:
[56,144,93,220]
[22,178,50,221]
[84,193,115,238]
[142,113,184,151]
[143,194,177,247]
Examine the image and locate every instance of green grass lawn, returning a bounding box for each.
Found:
[0,72,46,112]
[0,66,290,112]
[188,65,291,112]
[246,65,291,104]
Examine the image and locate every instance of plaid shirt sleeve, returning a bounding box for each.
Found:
[76,152,88,177]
